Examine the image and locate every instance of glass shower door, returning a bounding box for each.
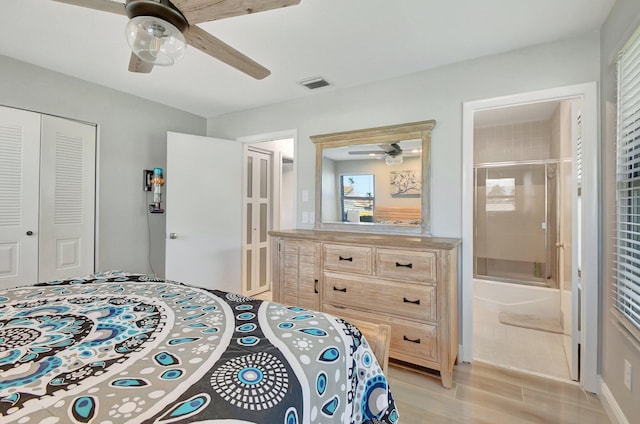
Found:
[474,163,553,285]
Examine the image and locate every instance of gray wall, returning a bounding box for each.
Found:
[601,0,640,421]
[206,26,603,394]
[0,55,207,277]
[207,32,600,240]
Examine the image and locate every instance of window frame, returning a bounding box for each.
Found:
[339,174,375,222]
[614,24,640,341]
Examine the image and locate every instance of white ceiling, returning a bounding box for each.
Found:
[0,0,615,118]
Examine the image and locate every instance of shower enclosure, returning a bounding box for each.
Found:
[474,161,558,287]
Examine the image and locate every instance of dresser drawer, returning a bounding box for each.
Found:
[323,272,436,322]
[322,304,438,364]
[376,248,436,283]
[391,319,438,363]
[324,244,372,275]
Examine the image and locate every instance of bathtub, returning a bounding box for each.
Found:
[473,278,560,320]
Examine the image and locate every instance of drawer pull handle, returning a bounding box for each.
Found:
[403,335,421,344]
[333,286,347,292]
[314,279,318,294]
[396,262,413,268]
[403,297,421,305]
[339,256,353,262]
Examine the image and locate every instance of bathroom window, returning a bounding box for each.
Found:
[614,24,640,338]
[485,177,516,212]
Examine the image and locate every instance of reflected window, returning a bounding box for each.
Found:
[486,177,515,212]
[341,174,374,222]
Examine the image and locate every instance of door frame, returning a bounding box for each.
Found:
[237,129,298,295]
[461,82,600,392]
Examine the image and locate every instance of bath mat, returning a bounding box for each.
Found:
[498,312,563,334]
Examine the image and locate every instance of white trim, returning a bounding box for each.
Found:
[237,129,298,145]
[94,123,101,274]
[461,82,600,392]
[601,382,631,424]
[607,13,640,66]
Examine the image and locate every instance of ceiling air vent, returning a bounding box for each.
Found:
[299,76,331,90]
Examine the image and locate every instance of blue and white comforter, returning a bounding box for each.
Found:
[0,272,398,423]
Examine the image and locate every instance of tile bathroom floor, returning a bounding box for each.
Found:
[473,296,572,381]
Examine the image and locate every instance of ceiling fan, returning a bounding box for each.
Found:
[349,143,409,165]
[52,0,301,78]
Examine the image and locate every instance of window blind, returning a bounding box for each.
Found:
[615,24,640,334]
[576,112,583,190]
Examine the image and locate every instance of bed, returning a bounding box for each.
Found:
[373,206,421,225]
[0,271,398,423]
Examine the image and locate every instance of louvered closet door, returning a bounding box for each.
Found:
[0,107,41,288]
[38,115,96,282]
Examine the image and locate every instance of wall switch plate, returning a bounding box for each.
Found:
[624,360,632,391]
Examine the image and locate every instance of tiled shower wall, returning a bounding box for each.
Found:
[474,120,552,164]
[474,118,557,284]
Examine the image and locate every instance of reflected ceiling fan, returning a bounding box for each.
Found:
[52,0,301,78]
[349,143,410,165]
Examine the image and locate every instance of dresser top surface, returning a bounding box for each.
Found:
[269,229,460,250]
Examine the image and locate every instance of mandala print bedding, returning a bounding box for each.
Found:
[0,272,399,423]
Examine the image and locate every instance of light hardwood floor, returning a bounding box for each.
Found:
[388,360,611,423]
[255,290,609,423]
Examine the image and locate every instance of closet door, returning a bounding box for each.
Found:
[38,115,96,282]
[242,149,272,296]
[0,107,40,288]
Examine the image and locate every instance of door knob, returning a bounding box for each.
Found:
[169,232,178,239]
[556,242,564,248]
[26,231,33,236]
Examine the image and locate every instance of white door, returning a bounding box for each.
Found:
[38,115,96,282]
[0,107,41,288]
[242,148,271,296]
[557,101,580,381]
[569,103,582,381]
[165,132,242,292]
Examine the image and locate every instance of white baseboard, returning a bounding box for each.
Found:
[600,382,630,424]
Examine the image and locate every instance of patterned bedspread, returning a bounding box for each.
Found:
[0,272,398,423]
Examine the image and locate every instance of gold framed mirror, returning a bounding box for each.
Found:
[311,120,435,235]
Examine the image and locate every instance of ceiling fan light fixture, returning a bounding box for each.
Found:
[385,154,403,166]
[125,16,186,66]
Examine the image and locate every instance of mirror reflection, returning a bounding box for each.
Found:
[321,139,423,227]
[312,120,435,235]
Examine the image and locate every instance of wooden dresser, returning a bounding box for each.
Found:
[270,229,460,388]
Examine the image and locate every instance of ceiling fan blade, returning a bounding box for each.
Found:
[378,143,401,153]
[51,0,126,15]
[172,0,301,25]
[349,151,385,155]
[185,25,270,79]
[128,53,154,73]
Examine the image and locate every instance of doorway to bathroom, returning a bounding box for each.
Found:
[461,83,599,392]
[473,100,576,381]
